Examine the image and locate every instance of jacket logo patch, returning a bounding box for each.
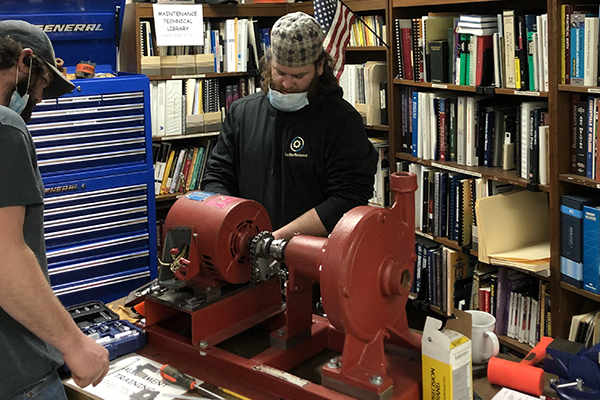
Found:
[290,136,304,152]
[285,136,308,158]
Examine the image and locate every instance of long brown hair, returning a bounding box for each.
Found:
[260,49,339,101]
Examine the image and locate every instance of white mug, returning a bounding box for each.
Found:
[466,310,500,364]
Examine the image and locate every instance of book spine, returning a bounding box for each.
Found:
[563,6,570,84]
[449,99,457,162]
[439,98,447,161]
[412,91,419,156]
[587,97,596,178]
[395,19,403,79]
[503,11,517,89]
[561,199,585,288]
[583,205,600,294]
[576,101,588,176]
[571,15,586,86]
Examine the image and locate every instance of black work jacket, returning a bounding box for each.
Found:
[202,87,377,232]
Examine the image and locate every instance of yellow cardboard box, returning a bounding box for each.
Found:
[422,315,472,400]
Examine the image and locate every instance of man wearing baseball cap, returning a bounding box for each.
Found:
[0,20,109,400]
[202,12,377,242]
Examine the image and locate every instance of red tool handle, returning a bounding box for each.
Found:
[521,336,553,365]
[160,364,196,391]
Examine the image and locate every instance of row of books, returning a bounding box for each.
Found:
[140,17,269,74]
[561,194,600,295]
[561,5,600,86]
[570,94,600,180]
[150,77,254,137]
[394,12,549,92]
[349,15,387,47]
[469,264,550,345]
[339,62,388,126]
[399,89,550,184]
[412,238,476,316]
[152,140,215,196]
[404,162,515,249]
[569,310,600,348]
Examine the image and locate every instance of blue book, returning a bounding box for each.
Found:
[440,172,449,237]
[412,91,419,156]
[583,205,600,294]
[561,195,598,288]
[524,15,537,91]
[483,109,495,167]
[450,173,469,242]
[259,28,271,53]
[211,30,220,73]
[570,14,586,85]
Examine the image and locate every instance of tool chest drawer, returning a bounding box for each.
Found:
[53,268,152,308]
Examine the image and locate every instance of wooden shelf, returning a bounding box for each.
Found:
[148,72,248,81]
[152,132,219,142]
[558,84,600,94]
[396,152,550,192]
[393,0,497,6]
[493,89,548,98]
[498,335,532,356]
[365,124,389,132]
[560,282,600,303]
[156,193,184,203]
[394,79,548,97]
[559,174,600,190]
[347,46,387,52]
[415,229,477,257]
[344,0,387,12]
[394,79,477,93]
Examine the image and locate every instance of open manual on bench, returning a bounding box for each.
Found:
[64,353,192,400]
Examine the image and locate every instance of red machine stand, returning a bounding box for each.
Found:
[143,172,422,400]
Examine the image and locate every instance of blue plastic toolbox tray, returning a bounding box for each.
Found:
[67,301,146,360]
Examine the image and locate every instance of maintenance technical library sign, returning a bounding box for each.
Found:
[153,4,204,46]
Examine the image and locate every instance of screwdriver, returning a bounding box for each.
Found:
[160,364,226,400]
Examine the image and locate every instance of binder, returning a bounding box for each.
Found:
[165,80,183,136]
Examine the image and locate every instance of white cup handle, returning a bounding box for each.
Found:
[483,331,500,361]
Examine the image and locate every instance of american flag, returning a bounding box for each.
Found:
[314,0,355,79]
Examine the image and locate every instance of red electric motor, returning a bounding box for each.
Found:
[159,192,271,288]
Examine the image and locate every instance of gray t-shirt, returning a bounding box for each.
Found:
[0,105,63,398]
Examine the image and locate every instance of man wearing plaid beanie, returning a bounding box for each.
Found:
[203,12,377,242]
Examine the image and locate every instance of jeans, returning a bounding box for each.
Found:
[7,370,68,400]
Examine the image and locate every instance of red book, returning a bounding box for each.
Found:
[438,98,447,161]
[401,26,413,80]
[476,35,494,86]
[178,150,193,192]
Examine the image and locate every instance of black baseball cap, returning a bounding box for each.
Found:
[0,20,76,99]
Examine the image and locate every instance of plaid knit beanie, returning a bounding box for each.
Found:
[271,12,324,68]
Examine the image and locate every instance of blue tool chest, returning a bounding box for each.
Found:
[2,1,157,306]
[32,74,157,308]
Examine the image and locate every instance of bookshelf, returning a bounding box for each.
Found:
[388,0,562,352]
[388,0,600,348]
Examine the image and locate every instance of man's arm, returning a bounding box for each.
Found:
[0,206,109,388]
[201,104,239,196]
[273,208,328,240]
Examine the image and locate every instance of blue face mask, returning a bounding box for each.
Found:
[267,88,309,112]
[8,59,31,115]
